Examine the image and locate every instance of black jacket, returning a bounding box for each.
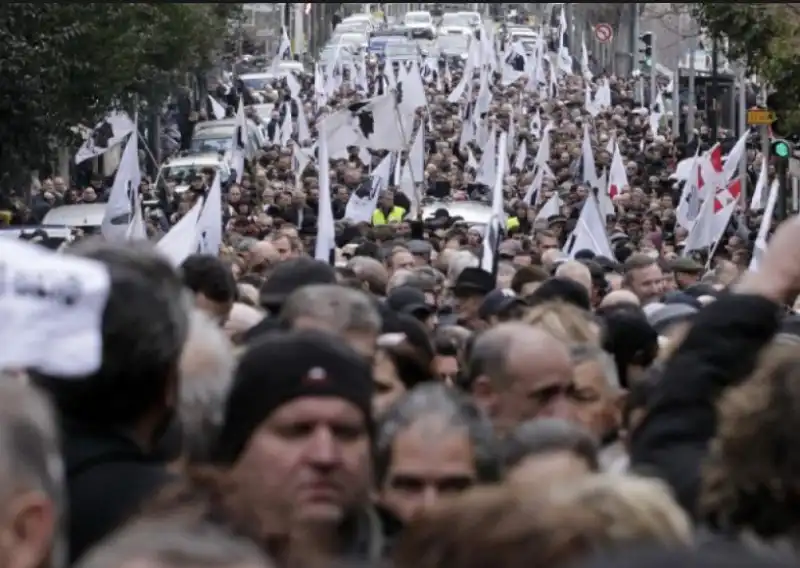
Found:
[630,293,782,516]
[63,420,176,562]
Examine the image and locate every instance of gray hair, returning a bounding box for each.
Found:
[0,381,66,568]
[503,418,600,471]
[75,518,272,568]
[447,251,478,283]
[178,309,236,463]
[375,383,501,485]
[569,343,621,390]
[387,268,414,291]
[280,284,381,335]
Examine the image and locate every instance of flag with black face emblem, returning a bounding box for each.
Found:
[75,111,136,164]
[322,94,405,155]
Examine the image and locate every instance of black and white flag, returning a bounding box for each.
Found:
[322,94,406,156]
[75,111,136,164]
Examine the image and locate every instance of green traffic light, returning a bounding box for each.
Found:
[774,141,790,158]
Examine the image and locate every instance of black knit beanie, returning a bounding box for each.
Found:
[213,329,374,464]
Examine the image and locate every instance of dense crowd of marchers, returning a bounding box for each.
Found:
[0,5,797,568]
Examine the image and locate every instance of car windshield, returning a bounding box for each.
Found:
[405,13,430,23]
[436,34,469,52]
[161,163,219,183]
[384,42,417,58]
[338,33,365,46]
[240,76,274,90]
[441,13,470,27]
[190,135,231,154]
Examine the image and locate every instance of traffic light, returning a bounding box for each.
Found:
[639,32,653,69]
[772,138,792,160]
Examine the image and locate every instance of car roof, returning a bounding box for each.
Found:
[422,201,505,225]
[42,203,108,227]
[163,153,223,167]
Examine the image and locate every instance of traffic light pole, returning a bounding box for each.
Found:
[777,157,788,222]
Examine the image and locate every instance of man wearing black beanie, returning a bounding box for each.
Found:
[213,330,397,563]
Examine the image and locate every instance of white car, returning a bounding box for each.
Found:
[422,201,505,228]
[441,11,482,29]
[438,25,472,36]
[341,14,377,32]
[403,11,436,39]
[158,153,232,193]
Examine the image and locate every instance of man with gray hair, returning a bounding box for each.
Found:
[568,343,627,472]
[279,284,382,358]
[375,383,500,522]
[178,309,237,464]
[75,518,272,568]
[0,380,66,568]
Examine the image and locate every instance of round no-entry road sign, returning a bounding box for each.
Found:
[594,23,613,44]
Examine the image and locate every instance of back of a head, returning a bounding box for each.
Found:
[551,474,692,548]
[32,241,190,428]
[258,257,337,312]
[447,250,478,283]
[179,309,236,464]
[394,485,604,568]
[528,277,591,311]
[279,284,381,336]
[555,260,592,294]
[524,301,600,345]
[75,517,273,568]
[180,254,237,306]
[503,418,599,471]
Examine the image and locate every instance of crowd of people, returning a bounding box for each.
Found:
[0,15,798,568]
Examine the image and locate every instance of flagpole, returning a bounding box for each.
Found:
[391,97,423,218]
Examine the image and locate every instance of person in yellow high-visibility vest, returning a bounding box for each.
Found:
[372,192,406,225]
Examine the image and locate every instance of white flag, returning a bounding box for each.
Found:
[208,95,226,120]
[196,173,223,256]
[344,153,393,223]
[323,94,406,156]
[156,200,202,268]
[75,111,136,164]
[564,195,614,259]
[124,189,147,241]
[314,121,335,264]
[101,131,141,243]
[480,132,507,273]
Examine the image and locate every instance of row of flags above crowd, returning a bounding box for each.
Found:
[70,13,776,276]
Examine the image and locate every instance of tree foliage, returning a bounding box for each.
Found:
[694,2,800,133]
[0,3,239,183]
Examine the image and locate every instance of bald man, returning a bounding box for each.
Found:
[599,289,640,308]
[555,260,592,297]
[247,240,279,274]
[468,323,577,436]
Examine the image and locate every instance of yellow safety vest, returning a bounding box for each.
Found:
[372,206,406,225]
[506,216,520,231]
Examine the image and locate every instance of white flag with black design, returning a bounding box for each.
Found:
[270,26,293,73]
[480,131,507,274]
[322,94,405,156]
[344,152,393,223]
[314,120,335,265]
[101,130,141,243]
[75,111,136,164]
